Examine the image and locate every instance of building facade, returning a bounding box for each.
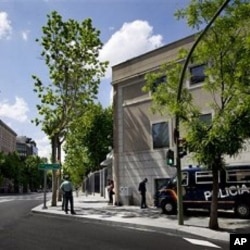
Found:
[0,119,17,154]
[112,34,250,206]
[16,136,38,158]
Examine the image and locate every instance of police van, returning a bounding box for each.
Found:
[158,163,250,218]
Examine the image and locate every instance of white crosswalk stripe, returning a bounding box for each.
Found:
[184,238,221,248]
[0,195,44,203]
[0,199,12,203]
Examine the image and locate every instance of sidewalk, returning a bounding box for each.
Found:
[32,192,250,242]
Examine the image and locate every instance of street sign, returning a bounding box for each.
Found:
[38,163,61,170]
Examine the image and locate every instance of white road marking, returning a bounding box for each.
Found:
[0,195,44,203]
[126,226,156,233]
[184,238,221,248]
[0,199,11,203]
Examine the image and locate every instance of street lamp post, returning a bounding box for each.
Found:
[174,0,231,225]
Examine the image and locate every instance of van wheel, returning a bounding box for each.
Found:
[161,200,177,215]
[235,203,250,218]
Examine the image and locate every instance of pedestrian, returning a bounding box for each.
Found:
[60,175,76,215]
[61,184,65,211]
[107,179,114,205]
[60,177,67,211]
[138,178,148,209]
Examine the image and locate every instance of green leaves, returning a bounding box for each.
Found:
[32,11,108,141]
[144,50,196,120]
[32,11,109,191]
[64,104,113,179]
[145,0,250,167]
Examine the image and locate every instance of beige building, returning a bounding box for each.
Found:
[0,119,17,154]
[112,34,250,206]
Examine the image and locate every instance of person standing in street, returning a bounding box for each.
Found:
[138,178,148,209]
[60,175,76,215]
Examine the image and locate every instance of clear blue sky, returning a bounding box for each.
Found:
[0,0,194,159]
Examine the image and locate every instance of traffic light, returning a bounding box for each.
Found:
[178,138,187,158]
[166,149,174,166]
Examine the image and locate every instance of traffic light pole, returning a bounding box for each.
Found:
[174,0,231,226]
[174,121,184,225]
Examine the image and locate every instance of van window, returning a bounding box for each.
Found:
[182,172,188,186]
[196,171,219,184]
[155,178,170,191]
[226,169,250,183]
[170,174,188,187]
[170,173,188,186]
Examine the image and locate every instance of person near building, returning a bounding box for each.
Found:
[60,175,76,215]
[138,178,148,209]
[107,179,114,205]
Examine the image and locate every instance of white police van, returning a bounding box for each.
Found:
[159,163,250,218]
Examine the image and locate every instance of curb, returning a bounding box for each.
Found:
[31,206,230,242]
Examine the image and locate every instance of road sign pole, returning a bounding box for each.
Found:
[38,163,61,209]
[42,170,48,209]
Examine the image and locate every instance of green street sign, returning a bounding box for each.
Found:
[38,163,61,170]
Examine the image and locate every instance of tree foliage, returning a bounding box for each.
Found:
[23,155,45,192]
[63,103,113,185]
[0,153,45,193]
[33,11,108,139]
[32,11,108,204]
[144,0,250,229]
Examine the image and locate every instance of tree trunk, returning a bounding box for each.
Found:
[51,136,57,206]
[57,139,62,202]
[209,162,219,230]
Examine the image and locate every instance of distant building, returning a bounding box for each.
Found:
[0,119,17,154]
[16,136,38,158]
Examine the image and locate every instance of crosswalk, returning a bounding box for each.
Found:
[184,237,221,248]
[0,194,45,203]
[130,227,222,249]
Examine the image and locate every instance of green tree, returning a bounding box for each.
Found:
[32,11,108,205]
[23,155,44,192]
[3,152,23,193]
[64,104,113,182]
[0,152,6,189]
[144,0,250,229]
[0,153,46,193]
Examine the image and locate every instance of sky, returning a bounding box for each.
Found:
[0,0,194,160]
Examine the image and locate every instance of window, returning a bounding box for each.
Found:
[199,113,212,125]
[152,122,169,149]
[226,169,250,183]
[154,178,170,191]
[196,171,220,184]
[189,64,206,85]
[151,75,166,93]
[182,172,188,186]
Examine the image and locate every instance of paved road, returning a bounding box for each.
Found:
[0,193,228,250]
[0,193,45,228]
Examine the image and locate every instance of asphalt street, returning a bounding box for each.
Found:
[32,191,250,241]
[0,193,229,250]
